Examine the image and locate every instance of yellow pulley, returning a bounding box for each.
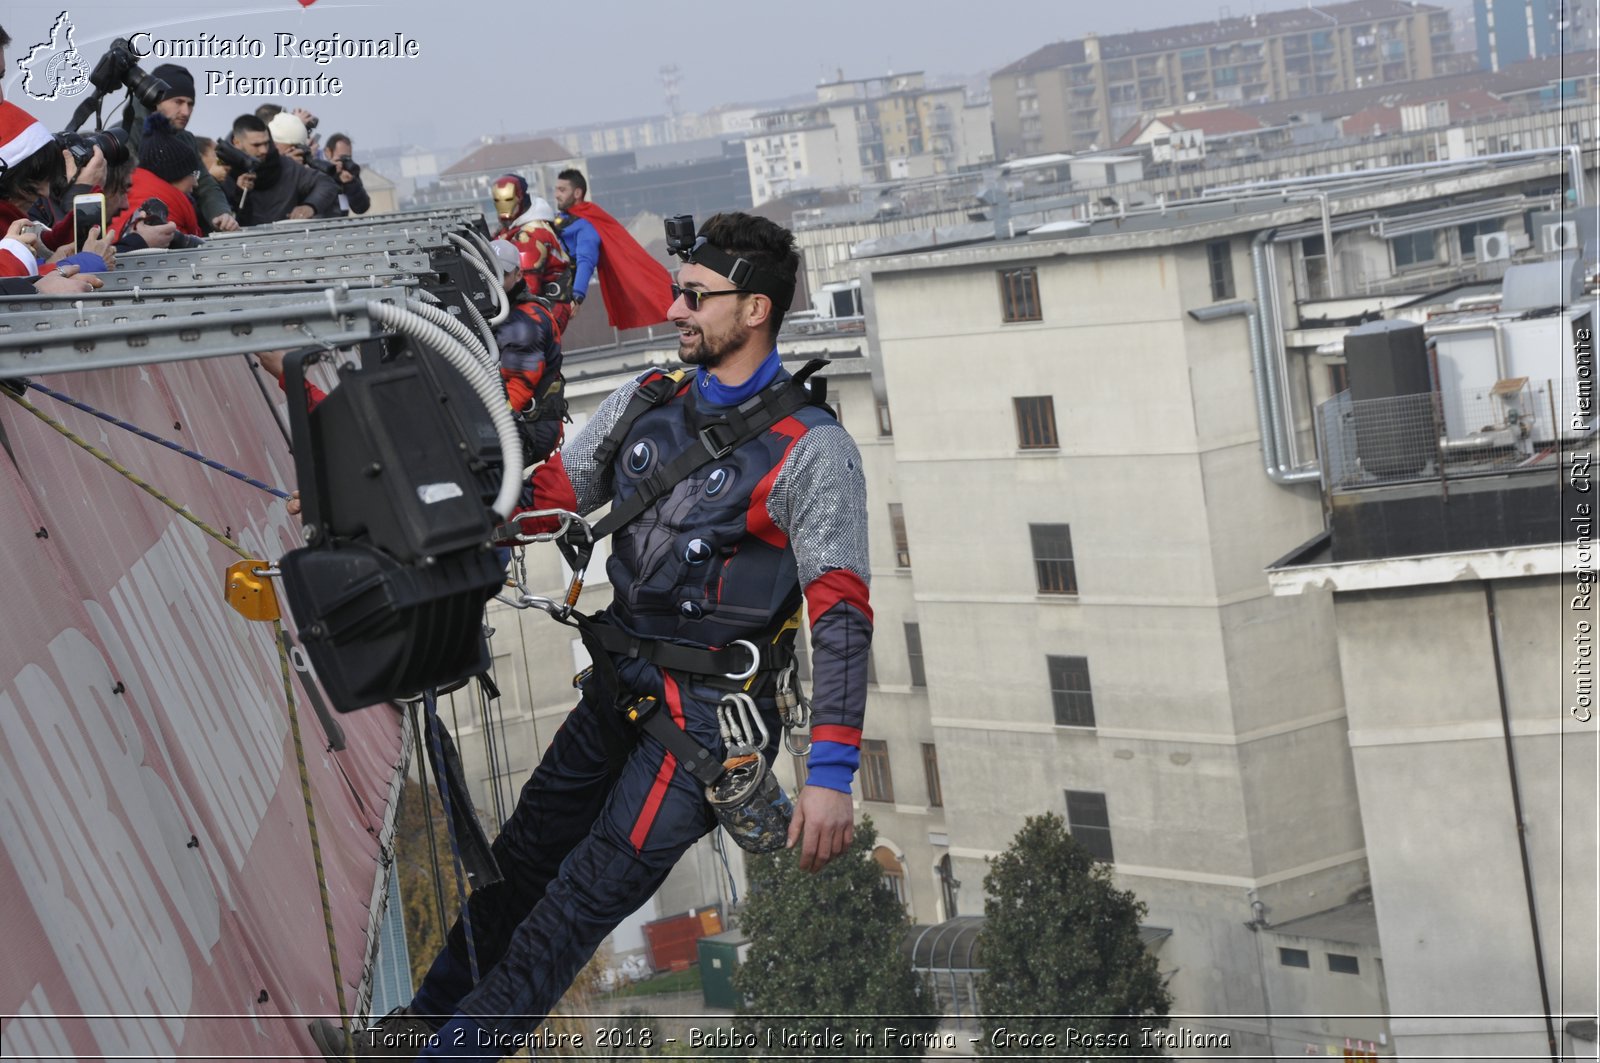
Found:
[224,559,281,622]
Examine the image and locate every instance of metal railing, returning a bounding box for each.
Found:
[1317,379,1578,491]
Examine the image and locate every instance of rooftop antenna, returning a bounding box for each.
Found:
[660,64,682,120]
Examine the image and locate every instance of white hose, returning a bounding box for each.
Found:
[447,231,509,325]
[459,292,501,370]
[366,300,522,518]
[405,295,498,374]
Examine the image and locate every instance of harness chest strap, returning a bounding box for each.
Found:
[587,358,831,543]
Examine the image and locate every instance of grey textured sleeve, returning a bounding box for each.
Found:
[561,378,642,516]
[766,422,871,589]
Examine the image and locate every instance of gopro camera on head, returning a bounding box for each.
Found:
[664,214,697,260]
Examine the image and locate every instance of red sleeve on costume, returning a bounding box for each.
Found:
[811,724,862,747]
[276,371,327,411]
[499,364,544,412]
[804,568,873,626]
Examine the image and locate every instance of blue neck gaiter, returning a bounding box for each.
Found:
[696,349,782,408]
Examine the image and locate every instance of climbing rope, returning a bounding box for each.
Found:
[3,386,352,1050]
[4,390,254,560]
[23,380,292,499]
[276,620,354,1062]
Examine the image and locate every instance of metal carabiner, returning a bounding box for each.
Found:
[717,691,771,754]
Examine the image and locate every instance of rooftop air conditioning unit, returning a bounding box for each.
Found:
[1475,232,1511,261]
[1541,220,1579,254]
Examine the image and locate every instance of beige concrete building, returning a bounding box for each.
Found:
[746,73,994,205]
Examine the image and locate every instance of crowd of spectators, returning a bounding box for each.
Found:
[0,29,371,295]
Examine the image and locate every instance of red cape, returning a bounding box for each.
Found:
[567,200,673,330]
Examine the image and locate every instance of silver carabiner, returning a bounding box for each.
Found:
[718,691,770,754]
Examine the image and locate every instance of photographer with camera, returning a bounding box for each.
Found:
[107,115,204,250]
[318,132,370,217]
[221,114,338,225]
[0,102,118,279]
[123,63,240,233]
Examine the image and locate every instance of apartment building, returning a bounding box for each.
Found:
[991,0,1454,157]
[746,72,994,205]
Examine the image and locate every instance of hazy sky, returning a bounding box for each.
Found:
[7,0,1363,157]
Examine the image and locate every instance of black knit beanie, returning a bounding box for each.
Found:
[151,64,196,101]
[139,114,201,184]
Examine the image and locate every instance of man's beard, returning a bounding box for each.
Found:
[678,321,747,368]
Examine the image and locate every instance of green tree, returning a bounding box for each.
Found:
[976,813,1171,1059]
[735,818,938,1060]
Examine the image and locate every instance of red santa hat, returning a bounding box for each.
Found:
[0,102,55,174]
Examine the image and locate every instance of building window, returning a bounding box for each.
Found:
[1391,230,1437,269]
[1030,523,1078,595]
[875,398,894,436]
[904,623,927,687]
[1047,655,1095,727]
[1014,396,1059,449]
[1065,790,1113,861]
[1207,240,1236,299]
[937,854,959,918]
[874,846,906,906]
[1328,953,1361,975]
[1301,234,1329,300]
[1279,947,1311,968]
[861,740,895,803]
[1458,219,1503,256]
[890,503,912,568]
[999,267,1042,323]
[922,743,943,807]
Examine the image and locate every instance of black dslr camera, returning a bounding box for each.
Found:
[214,139,259,176]
[62,38,169,136]
[57,128,131,168]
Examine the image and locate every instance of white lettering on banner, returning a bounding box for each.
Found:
[52,624,223,958]
[0,516,298,1059]
[110,522,285,870]
[3,985,75,1060]
[0,671,185,1059]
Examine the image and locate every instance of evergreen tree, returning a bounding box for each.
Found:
[735,819,938,1060]
[976,813,1171,1059]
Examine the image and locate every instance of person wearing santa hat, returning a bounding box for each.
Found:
[0,102,116,279]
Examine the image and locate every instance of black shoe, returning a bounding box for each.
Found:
[308,1006,438,1061]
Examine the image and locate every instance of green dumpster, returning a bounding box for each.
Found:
[698,930,751,1009]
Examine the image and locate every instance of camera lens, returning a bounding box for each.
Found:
[127,68,169,110]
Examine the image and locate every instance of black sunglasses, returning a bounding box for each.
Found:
[671,283,745,311]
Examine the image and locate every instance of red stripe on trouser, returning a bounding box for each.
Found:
[629,674,687,852]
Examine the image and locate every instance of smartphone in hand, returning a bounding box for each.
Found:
[73,192,107,251]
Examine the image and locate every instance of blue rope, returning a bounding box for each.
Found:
[25,381,292,500]
[423,689,481,984]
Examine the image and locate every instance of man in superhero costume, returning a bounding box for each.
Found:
[491,174,576,335]
[552,167,674,331]
[310,212,869,1061]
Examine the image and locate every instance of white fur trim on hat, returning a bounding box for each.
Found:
[0,102,55,173]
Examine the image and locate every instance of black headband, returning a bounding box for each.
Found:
[685,237,795,310]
